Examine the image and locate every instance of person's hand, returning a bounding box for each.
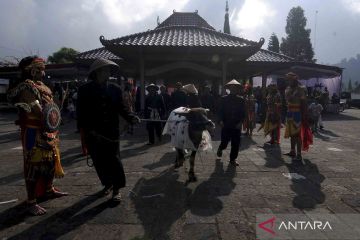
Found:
[132,116,141,124]
[218,121,224,127]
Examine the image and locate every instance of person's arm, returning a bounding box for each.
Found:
[117,88,136,123]
[217,97,224,123]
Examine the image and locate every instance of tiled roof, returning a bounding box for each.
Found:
[247,49,294,62]
[100,26,261,48]
[76,47,121,60]
[156,11,215,30]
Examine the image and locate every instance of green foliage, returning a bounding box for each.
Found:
[48,47,79,64]
[280,6,315,62]
[267,33,280,53]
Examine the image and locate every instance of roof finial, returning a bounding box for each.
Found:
[157,16,160,26]
[224,1,231,34]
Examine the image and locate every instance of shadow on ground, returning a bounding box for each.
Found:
[286,159,326,209]
[130,159,236,239]
[0,193,113,239]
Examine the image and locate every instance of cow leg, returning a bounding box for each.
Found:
[188,151,197,182]
[175,148,185,168]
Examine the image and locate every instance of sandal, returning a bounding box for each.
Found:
[229,160,239,166]
[28,203,47,216]
[46,187,69,199]
[112,191,122,202]
[99,185,113,196]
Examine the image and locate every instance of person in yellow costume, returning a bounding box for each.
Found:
[264,83,281,145]
[7,56,68,216]
[284,72,312,161]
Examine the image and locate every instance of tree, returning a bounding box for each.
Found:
[48,47,79,64]
[267,33,280,53]
[348,79,353,92]
[280,6,315,62]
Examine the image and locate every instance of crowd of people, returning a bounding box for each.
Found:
[7,56,324,216]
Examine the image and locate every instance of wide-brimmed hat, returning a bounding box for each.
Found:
[146,83,159,91]
[285,72,298,80]
[225,79,241,87]
[182,84,198,94]
[88,58,119,75]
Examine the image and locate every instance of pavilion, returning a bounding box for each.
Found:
[76,5,342,109]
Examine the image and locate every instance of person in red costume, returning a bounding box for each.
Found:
[7,56,68,216]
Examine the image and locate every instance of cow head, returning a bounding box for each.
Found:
[176,107,215,132]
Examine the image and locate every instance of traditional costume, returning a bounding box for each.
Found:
[243,84,256,136]
[7,57,66,215]
[264,84,281,144]
[284,72,313,160]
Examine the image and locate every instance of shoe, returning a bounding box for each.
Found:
[112,190,122,202]
[284,151,296,157]
[229,160,239,166]
[217,148,222,158]
[99,185,113,196]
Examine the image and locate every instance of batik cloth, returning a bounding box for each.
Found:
[162,107,212,151]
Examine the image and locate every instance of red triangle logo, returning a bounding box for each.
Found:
[258,217,276,236]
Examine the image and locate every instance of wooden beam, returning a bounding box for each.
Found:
[145,61,222,77]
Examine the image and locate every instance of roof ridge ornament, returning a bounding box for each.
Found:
[258,37,265,47]
[173,9,176,13]
[195,10,198,14]
[99,35,106,44]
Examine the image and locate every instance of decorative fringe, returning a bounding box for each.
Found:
[53,146,64,178]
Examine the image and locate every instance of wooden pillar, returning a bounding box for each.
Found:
[222,58,227,94]
[261,74,267,88]
[249,76,253,86]
[140,55,145,110]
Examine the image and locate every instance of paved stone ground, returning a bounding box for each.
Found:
[1,108,360,240]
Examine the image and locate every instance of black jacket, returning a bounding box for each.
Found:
[171,90,187,109]
[77,81,133,139]
[186,94,202,108]
[218,94,245,129]
[144,94,165,119]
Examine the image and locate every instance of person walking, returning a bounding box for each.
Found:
[77,58,139,202]
[216,80,246,166]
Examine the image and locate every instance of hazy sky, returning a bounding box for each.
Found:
[0,0,359,64]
